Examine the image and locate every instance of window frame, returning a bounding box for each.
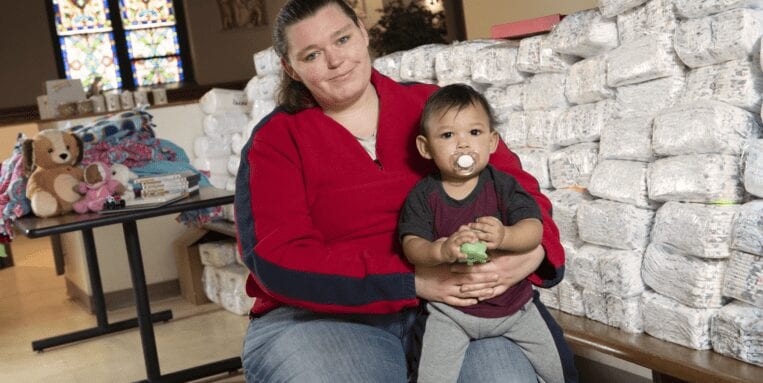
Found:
[45,0,195,91]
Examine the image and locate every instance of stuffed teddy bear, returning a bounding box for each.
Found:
[109,163,138,200]
[23,129,85,217]
[73,162,126,213]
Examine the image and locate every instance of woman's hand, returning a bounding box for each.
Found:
[455,245,545,301]
[415,262,498,307]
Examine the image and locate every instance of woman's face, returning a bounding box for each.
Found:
[283,3,372,110]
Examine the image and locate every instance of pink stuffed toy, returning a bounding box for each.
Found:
[73,162,126,213]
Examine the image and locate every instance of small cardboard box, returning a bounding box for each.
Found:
[174,228,234,305]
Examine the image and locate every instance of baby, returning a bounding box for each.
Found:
[399,84,576,383]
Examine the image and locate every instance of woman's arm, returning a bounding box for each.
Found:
[487,140,565,287]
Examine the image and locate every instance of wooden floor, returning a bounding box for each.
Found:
[0,235,248,382]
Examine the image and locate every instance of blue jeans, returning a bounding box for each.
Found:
[241,306,537,382]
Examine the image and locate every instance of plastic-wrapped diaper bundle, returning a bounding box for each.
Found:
[203,264,251,315]
[222,203,235,222]
[253,46,281,77]
[548,8,619,58]
[227,155,240,178]
[537,285,560,310]
[569,244,607,291]
[614,72,686,118]
[199,240,238,267]
[548,142,599,189]
[435,39,499,84]
[616,0,678,44]
[197,87,251,189]
[522,73,570,111]
[583,290,609,324]
[200,88,249,115]
[559,279,586,316]
[711,300,763,366]
[674,9,763,68]
[245,74,280,103]
[683,59,763,113]
[373,51,404,81]
[599,249,645,298]
[516,34,579,74]
[652,101,761,156]
[553,99,616,147]
[577,199,654,251]
[484,84,523,123]
[651,202,739,259]
[642,243,727,308]
[203,112,249,137]
[731,200,763,256]
[675,0,763,19]
[471,42,527,86]
[599,117,654,162]
[513,148,551,189]
[231,132,244,155]
[597,0,649,18]
[641,290,719,350]
[723,250,763,308]
[606,294,644,333]
[497,119,525,149]
[516,109,561,149]
[193,135,231,159]
[745,140,763,197]
[193,160,231,189]
[647,154,744,203]
[547,189,594,245]
[565,56,615,105]
[588,159,654,208]
[250,99,277,129]
[606,33,684,87]
[225,178,236,192]
[399,44,446,82]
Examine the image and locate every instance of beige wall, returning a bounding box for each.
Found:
[184,0,287,83]
[462,0,599,39]
[0,0,59,109]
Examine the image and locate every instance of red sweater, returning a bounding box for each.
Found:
[234,70,564,316]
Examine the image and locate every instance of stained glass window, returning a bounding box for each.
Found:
[60,33,122,90]
[132,57,183,86]
[125,27,179,59]
[119,0,183,86]
[52,0,185,91]
[120,0,175,27]
[53,0,112,35]
[53,0,120,90]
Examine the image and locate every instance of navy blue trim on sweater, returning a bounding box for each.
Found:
[235,107,282,274]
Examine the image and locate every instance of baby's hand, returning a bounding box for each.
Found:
[470,216,506,250]
[439,226,479,263]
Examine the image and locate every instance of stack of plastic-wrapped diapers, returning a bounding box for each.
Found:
[376,0,763,366]
[194,46,281,315]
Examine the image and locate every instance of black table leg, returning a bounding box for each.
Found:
[32,228,172,352]
[123,220,163,381]
[122,220,242,382]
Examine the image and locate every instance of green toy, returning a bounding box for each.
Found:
[459,241,488,265]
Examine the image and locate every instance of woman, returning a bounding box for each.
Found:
[234,0,566,381]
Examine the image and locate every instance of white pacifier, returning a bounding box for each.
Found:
[457,154,475,169]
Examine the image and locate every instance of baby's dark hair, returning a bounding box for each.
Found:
[419,84,497,137]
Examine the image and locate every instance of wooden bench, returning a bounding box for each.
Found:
[201,221,762,382]
[549,309,763,383]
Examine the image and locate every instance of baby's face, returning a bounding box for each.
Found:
[417,104,498,182]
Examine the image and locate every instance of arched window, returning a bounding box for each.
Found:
[48,0,190,92]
